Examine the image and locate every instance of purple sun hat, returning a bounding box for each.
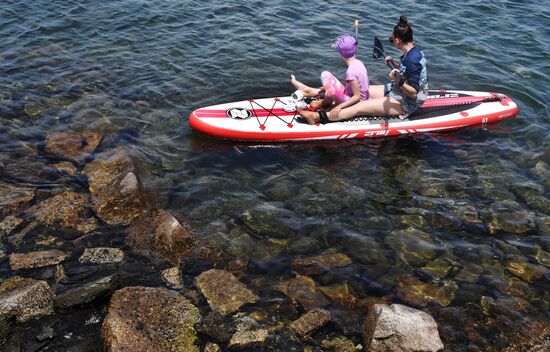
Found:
[332,34,357,58]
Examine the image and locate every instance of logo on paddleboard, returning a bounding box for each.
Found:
[226,108,252,120]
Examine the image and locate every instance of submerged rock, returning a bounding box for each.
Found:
[82,147,151,225]
[195,269,257,315]
[0,184,35,218]
[30,191,98,234]
[363,304,444,352]
[489,200,537,234]
[228,329,269,349]
[396,275,457,307]
[0,215,23,235]
[79,247,124,265]
[45,130,102,163]
[196,311,236,342]
[0,276,54,322]
[276,274,330,310]
[126,209,196,265]
[51,161,77,176]
[291,253,352,275]
[102,286,200,352]
[9,249,68,270]
[55,274,118,309]
[161,267,184,290]
[289,308,331,338]
[504,255,549,283]
[385,229,440,267]
[242,203,299,238]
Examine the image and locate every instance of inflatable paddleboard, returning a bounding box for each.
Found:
[189,90,518,141]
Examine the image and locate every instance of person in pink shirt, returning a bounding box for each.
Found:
[288,34,370,124]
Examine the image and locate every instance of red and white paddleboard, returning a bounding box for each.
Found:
[189,90,518,141]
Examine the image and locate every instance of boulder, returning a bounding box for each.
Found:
[0,184,35,219]
[9,250,68,270]
[363,304,444,352]
[45,130,102,163]
[126,209,196,265]
[102,286,200,352]
[291,253,353,275]
[79,247,124,265]
[195,269,257,315]
[289,308,331,338]
[30,191,98,233]
[0,276,54,322]
[55,274,118,309]
[228,329,269,349]
[82,147,151,226]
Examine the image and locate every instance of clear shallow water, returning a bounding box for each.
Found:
[1,0,549,350]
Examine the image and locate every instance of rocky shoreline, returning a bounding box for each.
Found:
[1,128,549,351]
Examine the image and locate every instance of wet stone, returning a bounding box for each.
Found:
[204,342,221,352]
[0,215,23,235]
[102,286,201,352]
[289,308,331,338]
[454,263,483,283]
[363,304,444,352]
[55,274,119,309]
[291,253,352,275]
[322,336,359,352]
[0,184,35,218]
[504,255,549,283]
[126,209,196,266]
[396,275,457,307]
[228,329,269,349]
[489,200,537,234]
[319,283,358,306]
[385,229,440,267]
[51,161,77,176]
[242,203,299,239]
[0,276,54,322]
[9,250,68,270]
[79,247,124,265]
[277,274,330,310]
[195,269,257,315]
[30,191,98,234]
[161,267,184,289]
[196,311,236,342]
[45,130,102,163]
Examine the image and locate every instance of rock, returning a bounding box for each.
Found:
[242,203,299,238]
[30,191,98,233]
[0,184,35,218]
[82,147,151,225]
[228,329,269,349]
[24,101,45,118]
[385,229,440,267]
[51,161,77,176]
[504,255,549,282]
[322,336,359,352]
[0,276,54,322]
[161,267,184,289]
[204,342,221,352]
[289,308,331,338]
[319,283,358,306]
[291,253,353,275]
[395,275,457,307]
[102,286,201,352]
[0,215,23,235]
[55,274,118,309]
[276,275,330,310]
[45,130,102,163]
[195,269,257,315]
[489,200,537,234]
[196,311,236,342]
[363,304,444,352]
[126,209,196,265]
[79,247,124,265]
[9,250,68,270]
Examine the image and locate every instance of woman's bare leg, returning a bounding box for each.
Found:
[291,74,322,96]
[332,97,403,121]
[369,85,386,99]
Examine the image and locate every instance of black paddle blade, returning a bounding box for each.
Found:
[373,36,385,59]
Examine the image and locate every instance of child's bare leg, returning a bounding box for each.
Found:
[291,74,321,96]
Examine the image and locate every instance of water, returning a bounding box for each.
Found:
[1,0,549,350]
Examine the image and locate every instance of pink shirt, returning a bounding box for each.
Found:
[344,59,370,100]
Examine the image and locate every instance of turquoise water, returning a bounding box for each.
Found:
[1,0,549,350]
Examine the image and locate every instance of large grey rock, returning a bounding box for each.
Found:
[363,304,444,352]
[126,209,196,265]
[195,269,257,315]
[0,276,54,322]
[102,286,200,352]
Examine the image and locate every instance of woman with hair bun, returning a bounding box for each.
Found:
[299,16,428,124]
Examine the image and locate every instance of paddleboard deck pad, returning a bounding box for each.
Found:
[189,90,518,141]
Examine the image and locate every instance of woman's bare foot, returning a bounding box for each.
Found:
[297,109,320,125]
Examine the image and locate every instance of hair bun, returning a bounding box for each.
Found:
[399,16,408,26]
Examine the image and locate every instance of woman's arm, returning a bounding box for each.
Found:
[389,69,417,99]
[329,80,361,119]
